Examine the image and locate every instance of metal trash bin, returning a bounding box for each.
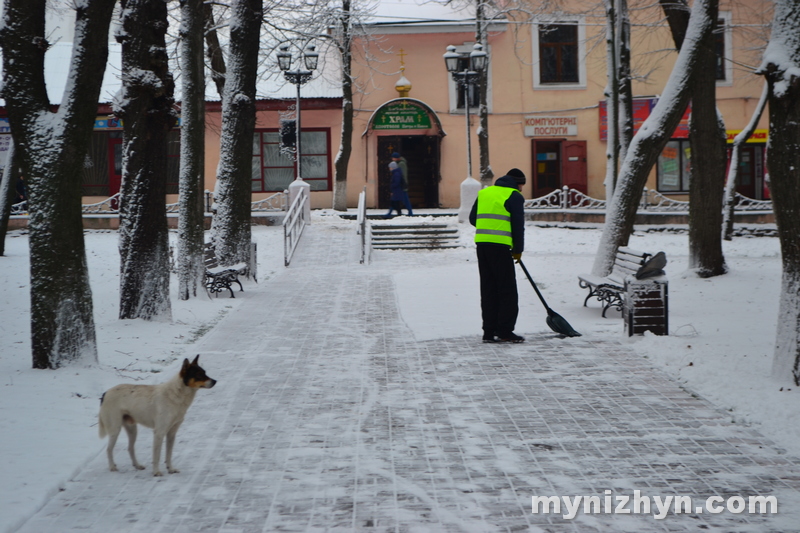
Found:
[624,276,668,336]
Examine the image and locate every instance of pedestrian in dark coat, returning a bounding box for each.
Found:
[391,152,413,215]
[384,161,406,218]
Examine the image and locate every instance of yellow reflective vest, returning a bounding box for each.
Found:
[474,186,516,247]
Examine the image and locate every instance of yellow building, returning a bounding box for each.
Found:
[6,0,771,212]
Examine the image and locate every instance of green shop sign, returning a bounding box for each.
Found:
[373,102,432,130]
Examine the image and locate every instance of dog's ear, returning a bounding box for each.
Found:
[192,354,200,365]
[181,358,190,373]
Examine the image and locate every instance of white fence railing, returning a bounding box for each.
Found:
[283,186,309,267]
[11,190,290,216]
[523,186,773,213]
[356,186,371,265]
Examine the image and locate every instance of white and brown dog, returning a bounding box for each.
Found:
[98,355,217,476]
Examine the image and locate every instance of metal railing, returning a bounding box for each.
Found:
[356,186,371,264]
[523,186,773,213]
[10,190,291,216]
[283,186,309,266]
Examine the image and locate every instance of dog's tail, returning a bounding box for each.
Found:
[98,393,107,439]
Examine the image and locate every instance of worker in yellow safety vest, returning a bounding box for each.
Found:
[469,168,526,343]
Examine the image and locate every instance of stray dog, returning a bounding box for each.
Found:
[98,355,217,476]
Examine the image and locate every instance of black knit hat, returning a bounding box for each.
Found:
[507,168,526,185]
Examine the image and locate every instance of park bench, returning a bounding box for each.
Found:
[578,247,666,317]
[204,242,257,298]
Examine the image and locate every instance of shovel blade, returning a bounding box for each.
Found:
[546,311,582,337]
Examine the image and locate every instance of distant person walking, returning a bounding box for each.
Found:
[15,175,27,203]
[391,152,413,215]
[469,168,527,343]
[384,161,406,218]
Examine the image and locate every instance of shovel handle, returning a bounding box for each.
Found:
[517,259,551,311]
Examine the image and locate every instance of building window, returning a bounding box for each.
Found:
[657,140,691,193]
[81,129,180,196]
[539,23,578,83]
[252,128,331,192]
[533,19,586,89]
[715,12,732,85]
[82,131,115,196]
[165,130,180,194]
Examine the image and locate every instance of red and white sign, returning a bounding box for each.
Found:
[524,116,578,137]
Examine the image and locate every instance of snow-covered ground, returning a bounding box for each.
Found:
[1,212,797,532]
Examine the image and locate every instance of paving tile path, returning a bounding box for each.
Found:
[17,225,800,532]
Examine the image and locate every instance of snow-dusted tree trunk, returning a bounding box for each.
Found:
[0,0,115,368]
[209,0,261,265]
[759,0,800,385]
[722,83,768,241]
[0,140,20,255]
[603,0,619,208]
[603,0,633,211]
[686,2,727,278]
[332,0,354,212]
[616,0,633,157]
[661,0,727,276]
[116,0,175,320]
[592,0,716,277]
[476,0,493,185]
[177,0,206,300]
[204,3,226,99]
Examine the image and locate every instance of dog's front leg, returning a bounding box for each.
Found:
[165,424,182,474]
[151,431,165,477]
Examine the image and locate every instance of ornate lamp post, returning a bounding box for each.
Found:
[444,43,487,180]
[277,43,319,181]
[444,43,488,221]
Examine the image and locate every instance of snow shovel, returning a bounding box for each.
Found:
[518,260,582,337]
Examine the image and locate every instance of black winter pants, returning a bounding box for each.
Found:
[476,243,519,337]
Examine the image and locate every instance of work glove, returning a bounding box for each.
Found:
[511,252,522,263]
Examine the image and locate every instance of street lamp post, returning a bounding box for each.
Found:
[277,43,319,181]
[444,43,488,221]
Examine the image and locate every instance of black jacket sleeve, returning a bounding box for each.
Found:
[468,198,478,227]
[505,191,525,254]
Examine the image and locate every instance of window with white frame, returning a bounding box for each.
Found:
[715,11,733,86]
[532,18,586,89]
[252,129,332,193]
[445,43,492,114]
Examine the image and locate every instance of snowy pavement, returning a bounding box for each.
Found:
[14,223,800,532]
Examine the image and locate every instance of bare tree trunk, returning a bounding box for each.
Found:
[209,0,261,266]
[204,3,226,98]
[476,0,493,185]
[177,0,206,300]
[0,0,115,367]
[659,0,690,48]
[332,0,353,212]
[116,0,175,320]
[592,0,716,277]
[616,0,634,156]
[687,4,727,277]
[760,0,800,385]
[603,0,619,207]
[0,141,20,254]
[722,83,768,240]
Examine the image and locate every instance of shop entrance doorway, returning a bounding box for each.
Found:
[377,135,440,209]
